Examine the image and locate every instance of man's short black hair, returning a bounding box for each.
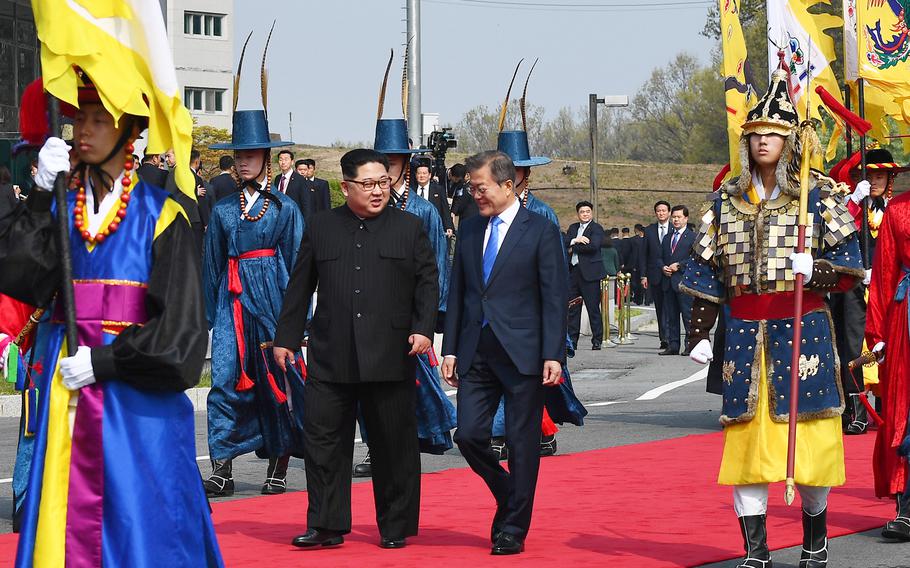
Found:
[671,204,689,217]
[450,163,466,179]
[464,150,515,185]
[340,148,390,179]
[634,223,644,232]
[302,158,316,168]
[621,227,630,234]
[609,228,620,236]
[190,149,201,162]
[219,155,234,171]
[576,200,594,211]
[294,159,307,168]
[278,149,294,160]
[654,200,671,212]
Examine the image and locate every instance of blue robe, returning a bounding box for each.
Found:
[493,190,587,436]
[204,191,307,460]
[359,192,456,454]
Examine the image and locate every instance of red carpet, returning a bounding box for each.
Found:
[0,433,891,567]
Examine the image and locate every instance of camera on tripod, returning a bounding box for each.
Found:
[427,127,457,158]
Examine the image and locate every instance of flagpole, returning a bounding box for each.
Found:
[857,78,870,269]
[844,84,853,157]
[46,95,79,357]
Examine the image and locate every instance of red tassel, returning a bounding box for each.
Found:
[815,85,872,135]
[236,370,254,391]
[18,79,48,146]
[265,370,287,404]
[296,357,307,381]
[541,408,559,436]
[713,163,731,192]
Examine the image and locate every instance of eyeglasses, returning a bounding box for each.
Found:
[345,177,392,192]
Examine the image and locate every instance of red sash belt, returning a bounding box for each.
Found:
[228,249,286,404]
[729,291,825,321]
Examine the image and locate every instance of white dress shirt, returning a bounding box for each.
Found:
[482,197,521,254]
[658,222,669,243]
[277,170,292,193]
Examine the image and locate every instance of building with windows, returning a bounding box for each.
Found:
[161,0,233,130]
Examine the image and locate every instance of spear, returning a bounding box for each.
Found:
[46,96,78,357]
[784,41,815,506]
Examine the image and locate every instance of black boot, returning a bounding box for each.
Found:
[352,451,372,478]
[539,433,557,457]
[490,437,508,461]
[262,455,290,495]
[736,515,771,568]
[799,508,828,568]
[203,459,234,497]
[844,394,868,435]
[882,488,910,541]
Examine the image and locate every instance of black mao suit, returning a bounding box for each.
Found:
[564,221,608,348]
[443,202,568,541]
[274,204,438,539]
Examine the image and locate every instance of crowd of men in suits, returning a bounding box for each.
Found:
[560,199,696,356]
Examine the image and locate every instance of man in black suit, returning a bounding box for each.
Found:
[273,148,438,550]
[564,201,607,350]
[441,150,568,555]
[164,148,205,254]
[630,224,646,304]
[659,205,696,355]
[136,151,167,188]
[639,200,672,350]
[412,159,454,236]
[302,158,332,212]
[208,155,237,204]
[449,163,479,225]
[272,149,313,220]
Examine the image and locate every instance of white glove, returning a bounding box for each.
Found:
[689,339,713,364]
[59,345,96,391]
[789,252,814,282]
[35,137,72,191]
[863,269,872,286]
[0,333,11,373]
[850,180,871,204]
[872,341,886,363]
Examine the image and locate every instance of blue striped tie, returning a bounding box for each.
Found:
[482,216,503,284]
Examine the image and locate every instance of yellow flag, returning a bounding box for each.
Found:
[719,0,757,178]
[32,0,196,200]
[857,0,910,87]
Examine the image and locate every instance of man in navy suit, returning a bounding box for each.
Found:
[659,205,696,355]
[441,150,568,555]
[564,201,607,350]
[639,200,672,350]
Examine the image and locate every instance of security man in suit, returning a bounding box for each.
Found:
[273,149,314,220]
[659,204,695,355]
[639,200,673,350]
[302,158,332,212]
[412,158,455,235]
[208,155,237,205]
[441,150,568,555]
[274,148,438,550]
[564,200,607,350]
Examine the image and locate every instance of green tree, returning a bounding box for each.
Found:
[192,124,232,179]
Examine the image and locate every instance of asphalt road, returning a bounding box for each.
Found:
[0,321,907,567]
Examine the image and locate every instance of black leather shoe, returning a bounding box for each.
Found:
[379,537,406,549]
[353,451,372,478]
[491,532,524,555]
[681,349,691,357]
[592,343,602,351]
[659,341,669,350]
[491,503,507,543]
[658,348,679,356]
[291,528,344,548]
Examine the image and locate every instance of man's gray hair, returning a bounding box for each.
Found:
[464,150,516,186]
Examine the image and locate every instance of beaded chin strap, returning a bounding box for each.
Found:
[235,156,273,222]
[520,171,532,207]
[397,163,411,210]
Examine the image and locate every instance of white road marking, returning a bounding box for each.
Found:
[636,367,709,401]
[586,401,628,407]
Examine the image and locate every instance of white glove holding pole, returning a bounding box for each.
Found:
[872,341,886,363]
[35,137,72,192]
[59,345,96,391]
[689,339,713,364]
[850,180,871,204]
[789,253,814,283]
[863,269,872,286]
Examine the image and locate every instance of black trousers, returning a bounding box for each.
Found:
[830,286,866,395]
[303,378,420,538]
[648,274,667,344]
[663,285,693,351]
[454,326,545,540]
[567,266,603,346]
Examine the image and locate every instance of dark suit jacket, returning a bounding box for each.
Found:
[412,181,454,232]
[564,221,607,282]
[274,205,438,383]
[659,227,696,291]
[443,205,568,376]
[274,171,314,219]
[640,222,671,286]
[623,236,643,274]
[451,191,479,224]
[208,172,237,205]
[136,163,167,189]
[311,177,331,212]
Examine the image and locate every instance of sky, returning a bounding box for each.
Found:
[232,0,717,146]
